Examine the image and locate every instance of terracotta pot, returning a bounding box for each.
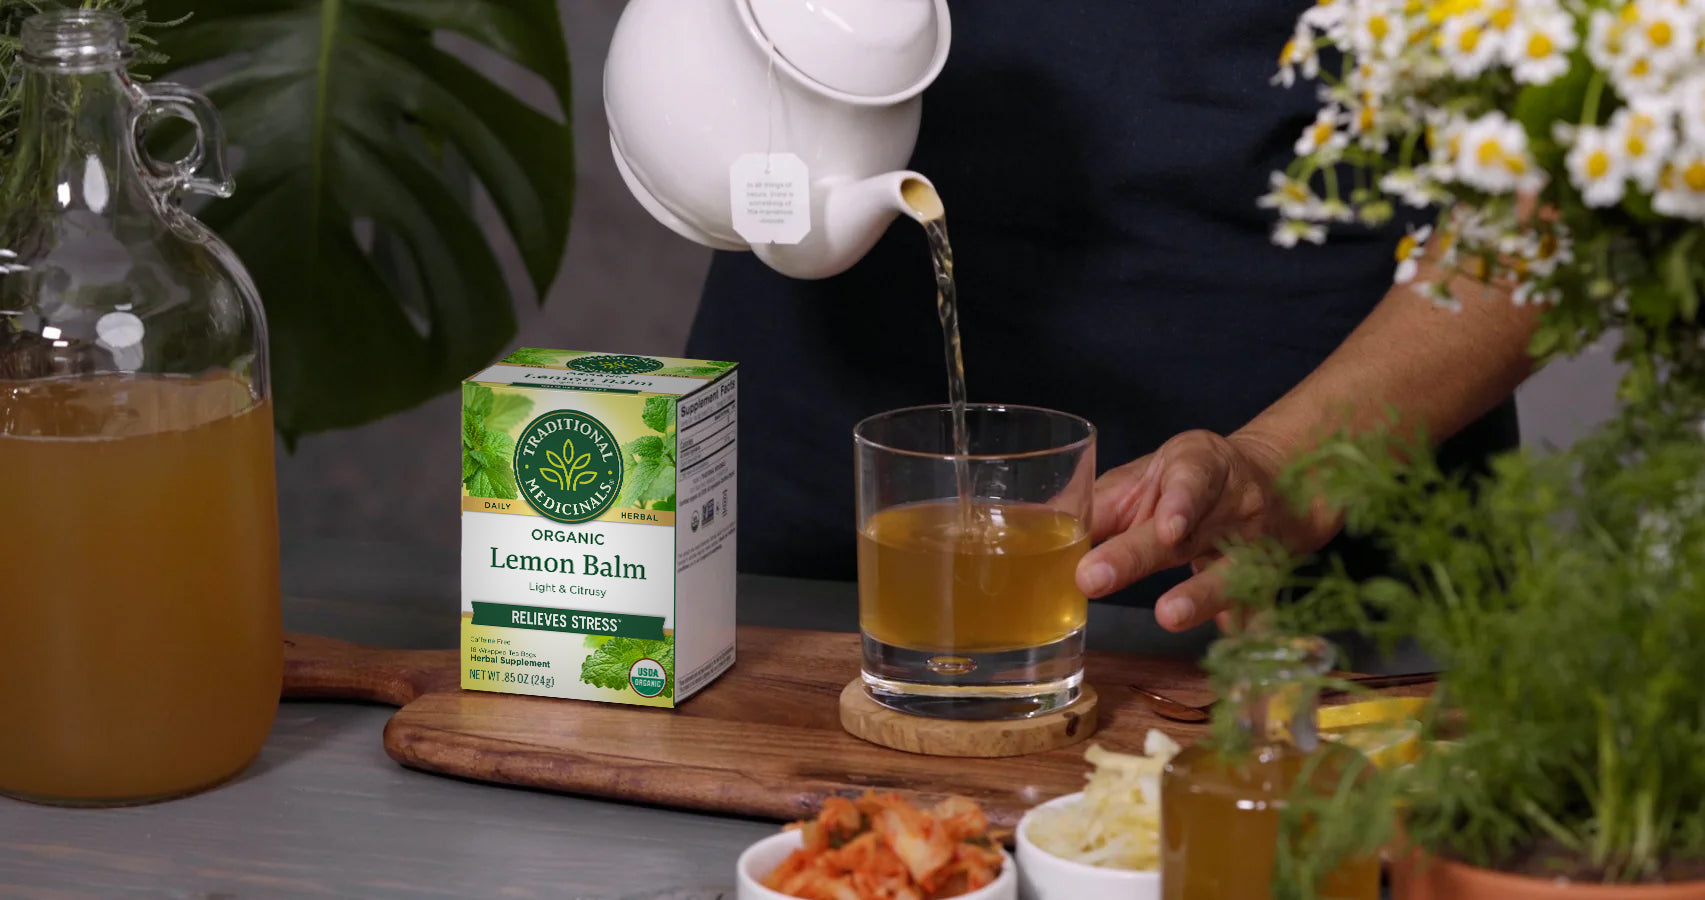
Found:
[1391,851,1705,899]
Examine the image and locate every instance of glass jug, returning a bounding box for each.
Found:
[0,9,281,805]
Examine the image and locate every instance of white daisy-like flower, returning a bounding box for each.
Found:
[1608,103,1677,192]
[1319,197,1356,222]
[1257,171,1325,219]
[1525,227,1574,277]
[1456,112,1542,193]
[1585,8,1629,72]
[1272,218,1329,247]
[1295,106,1350,160]
[1565,125,1629,207]
[1351,0,1410,60]
[1425,112,1473,183]
[1628,0,1696,76]
[1654,143,1705,220]
[1274,23,1321,87]
[1393,224,1433,283]
[1513,280,1561,306]
[1675,72,1705,146]
[1302,0,1352,38]
[1380,168,1441,207]
[1503,5,1578,83]
[1420,277,1464,312]
[1438,12,1502,78]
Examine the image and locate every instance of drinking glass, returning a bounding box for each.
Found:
[854,404,1095,719]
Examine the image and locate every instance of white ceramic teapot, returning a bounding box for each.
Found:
[604,0,951,280]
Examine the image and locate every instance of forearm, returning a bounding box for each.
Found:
[1231,264,1539,509]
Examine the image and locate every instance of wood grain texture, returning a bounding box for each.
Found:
[283,626,1433,832]
[838,681,1100,758]
[284,626,1211,830]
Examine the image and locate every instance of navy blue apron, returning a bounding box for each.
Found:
[686,0,1519,604]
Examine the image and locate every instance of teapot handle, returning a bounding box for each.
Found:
[134,82,235,200]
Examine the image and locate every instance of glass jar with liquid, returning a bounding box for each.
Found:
[1160,636,1380,900]
[0,9,280,805]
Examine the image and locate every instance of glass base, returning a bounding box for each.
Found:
[0,753,255,808]
[860,628,1085,720]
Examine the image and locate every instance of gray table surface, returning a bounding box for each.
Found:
[0,539,1421,898]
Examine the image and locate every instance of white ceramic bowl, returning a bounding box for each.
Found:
[737,829,1017,900]
[1014,793,1161,900]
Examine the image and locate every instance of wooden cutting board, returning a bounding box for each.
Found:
[281,627,1421,830]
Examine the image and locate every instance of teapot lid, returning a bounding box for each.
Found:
[740,0,950,104]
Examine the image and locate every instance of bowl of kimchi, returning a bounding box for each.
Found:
[737,792,1016,900]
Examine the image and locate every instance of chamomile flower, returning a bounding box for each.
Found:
[1258,172,1325,219]
[1272,218,1329,247]
[1419,277,1464,312]
[1503,5,1578,83]
[1425,112,1473,182]
[1627,0,1696,77]
[1302,0,1352,37]
[1609,102,1677,191]
[1513,280,1561,306]
[1653,142,1705,220]
[1586,8,1630,72]
[1295,106,1350,160]
[1438,12,1502,78]
[1526,227,1574,277]
[1352,0,1410,60]
[1456,112,1542,193]
[1275,23,1322,87]
[1393,224,1433,283]
[1565,125,1629,207]
[1676,72,1705,145]
[1380,168,1440,207]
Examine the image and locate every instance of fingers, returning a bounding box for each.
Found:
[1089,456,1155,542]
[1076,518,1186,599]
[1153,441,1227,550]
[1154,556,1235,632]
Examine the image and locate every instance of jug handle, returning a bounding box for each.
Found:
[133,82,235,201]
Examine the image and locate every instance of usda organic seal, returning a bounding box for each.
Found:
[629,657,667,697]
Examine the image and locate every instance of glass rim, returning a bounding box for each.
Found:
[852,402,1096,462]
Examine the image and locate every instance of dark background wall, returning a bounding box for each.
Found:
[274,0,1622,567]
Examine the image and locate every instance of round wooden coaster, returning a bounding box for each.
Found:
[838,680,1099,758]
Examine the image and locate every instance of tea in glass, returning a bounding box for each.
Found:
[855,404,1095,719]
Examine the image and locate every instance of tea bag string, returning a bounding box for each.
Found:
[764,41,776,175]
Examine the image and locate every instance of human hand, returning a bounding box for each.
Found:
[1073,430,1336,632]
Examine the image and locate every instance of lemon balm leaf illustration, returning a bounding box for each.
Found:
[580,637,674,698]
[653,366,727,377]
[628,435,665,461]
[583,634,613,649]
[641,396,674,435]
[638,465,675,507]
[503,348,558,367]
[463,384,495,423]
[618,455,665,507]
[483,392,533,432]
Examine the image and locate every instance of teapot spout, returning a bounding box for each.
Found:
[754,171,939,280]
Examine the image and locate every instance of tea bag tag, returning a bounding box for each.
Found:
[729,153,811,245]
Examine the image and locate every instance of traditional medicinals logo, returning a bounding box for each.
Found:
[565,354,665,375]
[514,410,623,524]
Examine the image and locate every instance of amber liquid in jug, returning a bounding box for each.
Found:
[1161,639,1380,900]
[0,377,281,804]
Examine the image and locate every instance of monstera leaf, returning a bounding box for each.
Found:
[145,0,573,440]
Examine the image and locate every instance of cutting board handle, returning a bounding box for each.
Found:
[283,632,460,707]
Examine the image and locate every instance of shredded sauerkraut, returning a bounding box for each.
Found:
[1023,729,1182,871]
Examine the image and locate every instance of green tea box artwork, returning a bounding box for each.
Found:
[460,350,738,707]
